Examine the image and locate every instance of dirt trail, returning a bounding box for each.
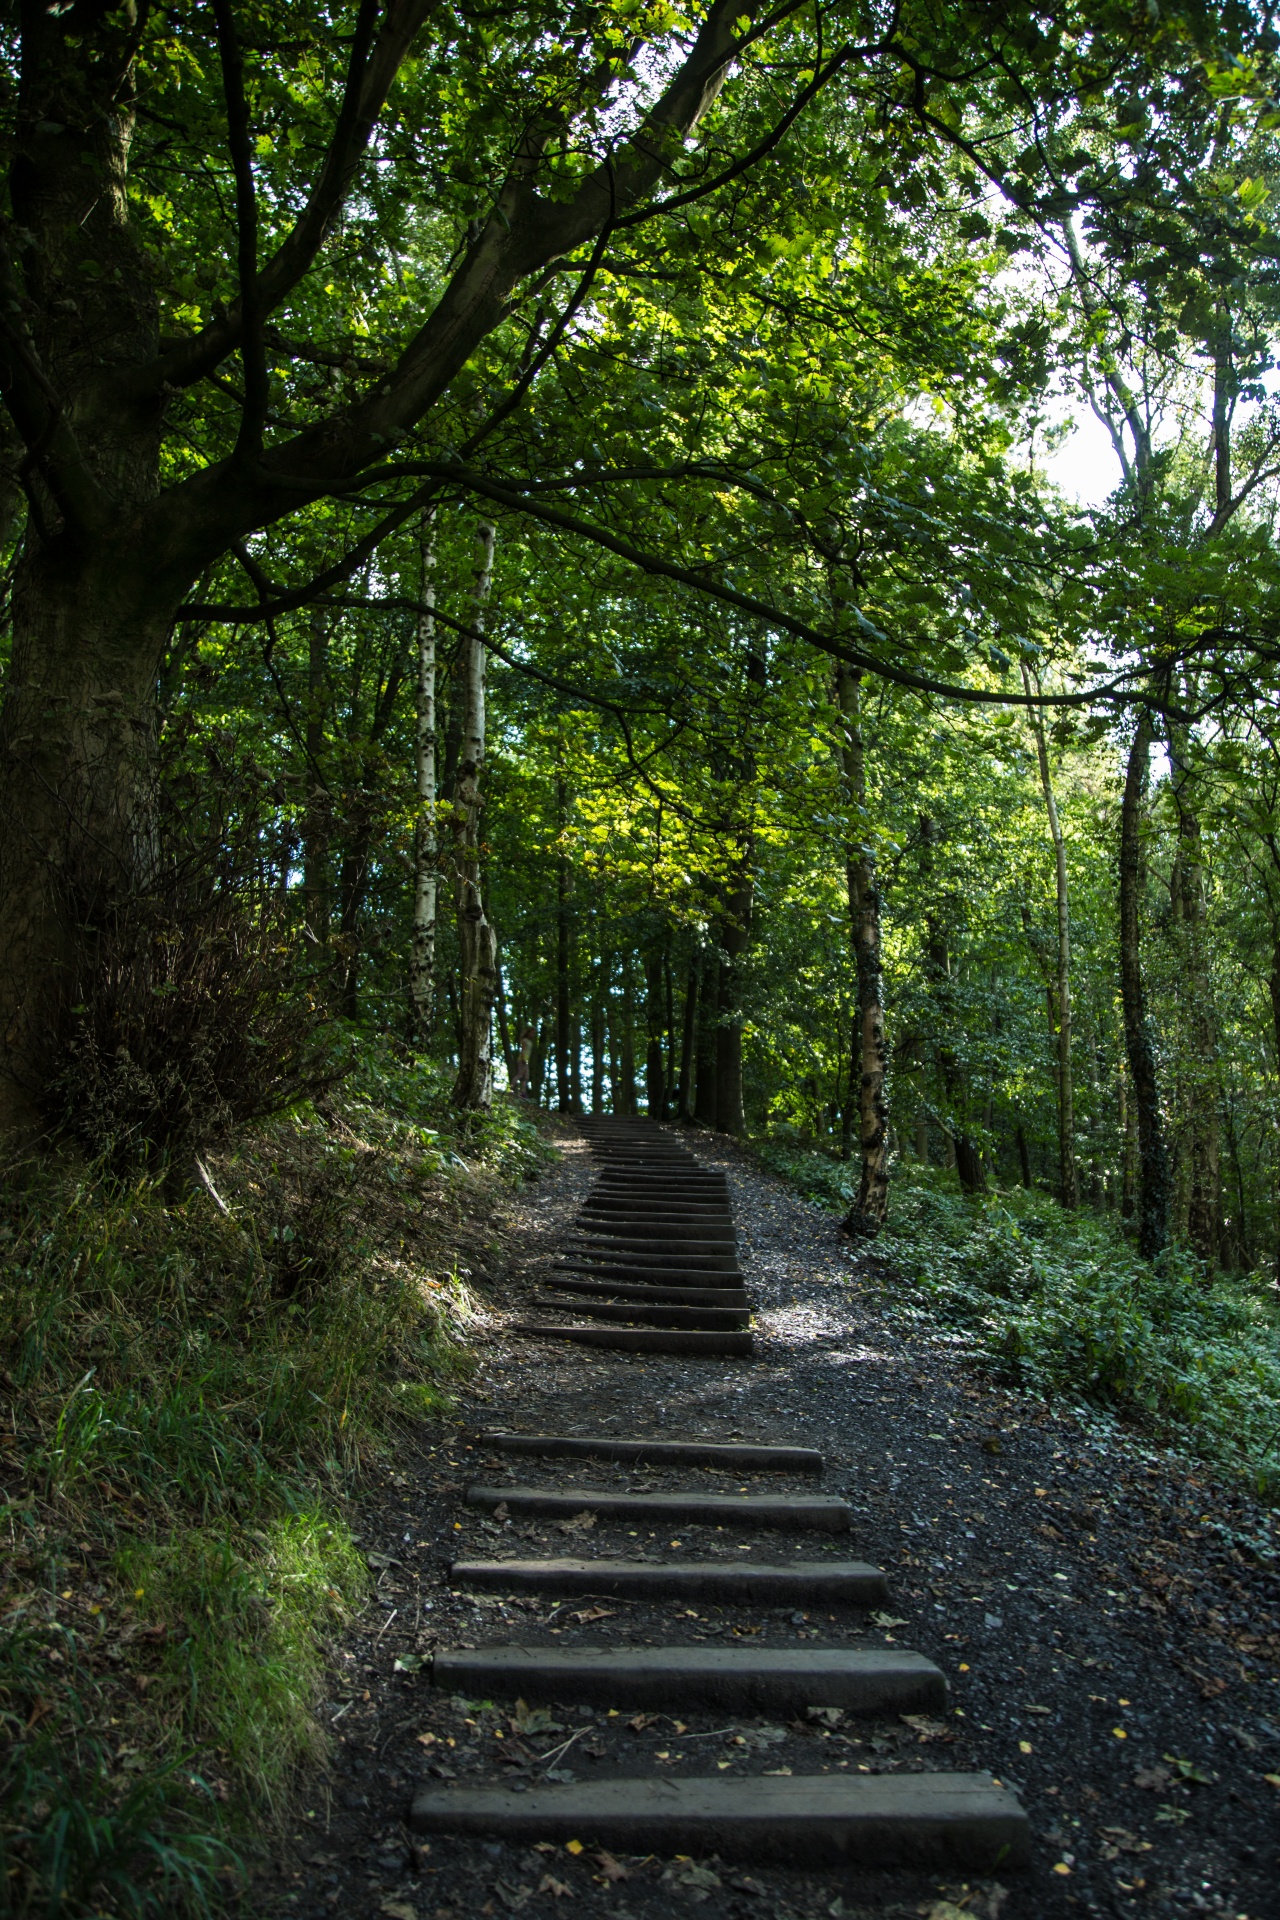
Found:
[261,1125,1280,1920]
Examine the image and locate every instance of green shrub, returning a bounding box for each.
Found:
[761,1145,1280,1497]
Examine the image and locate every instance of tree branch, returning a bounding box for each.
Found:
[211,0,268,457]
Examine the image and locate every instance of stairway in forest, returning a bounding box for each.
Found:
[511,1118,754,1355]
[409,1118,1031,1876]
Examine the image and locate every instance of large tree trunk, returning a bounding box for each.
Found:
[451,522,498,1109]
[919,815,984,1192]
[835,668,889,1238]
[1022,666,1078,1208]
[1119,712,1171,1259]
[409,513,439,1043]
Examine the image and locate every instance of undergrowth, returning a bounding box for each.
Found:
[0,1034,549,1916]
[760,1143,1280,1499]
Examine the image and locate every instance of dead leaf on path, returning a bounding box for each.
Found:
[379,1903,418,1920]
[627,1712,659,1731]
[570,1606,615,1624]
[536,1874,573,1897]
[591,1851,629,1883]
[1134,1765,1171,1791]
[871,1612,908,1629]
[492,1880,531,1913]
[806,1706,844,1727]
[557,1511,597,1534]
[925,1903,971,1920]
[901,1714,953,1742]
[512,1699,563,1735]
[676,1865,721,1889]
[492,1502,509,1521]
[1099,1828,1153,1861]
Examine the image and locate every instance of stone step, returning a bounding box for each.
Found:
[532,1294,751,1330]
[452,1556,888,1605]
[579,1204,733,1223]
[512,1322,754,1357]
[431,1644,946,1716]
[576,1216,736,1241]
[544,1277,751,1307]
[478,1432,823,1474]
[409,1771,1030,1870]
[592,1175,727,1189]
[465,1484,851,1531]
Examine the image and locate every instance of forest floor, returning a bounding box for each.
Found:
[258,1123,1280,1920]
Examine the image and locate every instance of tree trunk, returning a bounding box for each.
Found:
[714,882,752,1135]
[644,940,667,1117]
[409,511,439,1043]
[920,814,984,1192]
[451,522,498,1110]
[590,971,607,1115]
[694,956,718,1124]
[1169,715,1221,1267]
[1022,665,1077,1207]
[302,610,332,952]
[1119,711,1171,1259]
[619,955,638,1115]
[1015,1124,1033,1189]
[677,951,700,1121]
[556,822,573,1112]
[835,668,890,1238]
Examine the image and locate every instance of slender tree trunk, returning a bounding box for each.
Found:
[494,952,515,1086]
[920,815,984,1192]
[714,882,752,1134]
[1269,938,1280,1284]
[337,795,372,1020]
[835,668,890,1237]
[644,941,666,1117]
[620,955,638,1116]
[677,951,700,1120]
[1022,665,1078,1207]
[590,969,607,1115]
[451,522,498,1110]
[556,822,573,1112]
[409,511,438,1043]
[1169,715,1221,1267]
[695,956,718,1124]
[1015,1124,1033,1189]
[1120,1064,1137,1220]
[302,610,332,951]
[1119,711,1171,1258]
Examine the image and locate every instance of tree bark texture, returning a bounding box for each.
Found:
[1022,666,1078,1208]
[409,512,439,1043]
[451,522,498,1109]
[694,957,718,1124]
[1119,712,1171,1259]
[678,952,700,1121]
[714,883,752,1134]
[835,668,889,1237]
[556,804,573,1111]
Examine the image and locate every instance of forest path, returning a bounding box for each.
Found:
[263,1125,1279,1920]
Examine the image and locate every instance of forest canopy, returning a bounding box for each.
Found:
[1,0,1280,1267]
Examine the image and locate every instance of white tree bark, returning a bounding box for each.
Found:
[409,510,438,1042]
[452,521,499,1109]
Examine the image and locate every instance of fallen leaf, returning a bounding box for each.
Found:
[591,1852,629,1883]
[902,1715,952,1743]
[628,1713,659,1731]
[807,1706,843,1727]
[1134,1766,1170,1791]
[416,1731,437,1747]
[394,1653,426,1674]
[366,1552,401,1571]
[1265,1773,1280,1789]
[556,1512,597,1535]
[570,1607,615,1624]
[871,1612,908,1629]
[492,1880,531,1913]
[379,1903,418,1920]
[677,1865,721,1889]
[564,1840,584,1856]
[537,1875,573,1898]
[925,1904,971,1920]
[512,1699,563,1735]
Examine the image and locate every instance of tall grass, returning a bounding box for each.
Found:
[760,1144,1280,1498]
[0,1037,549,1914]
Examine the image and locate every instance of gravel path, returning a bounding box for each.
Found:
[261,1124,1280,1920]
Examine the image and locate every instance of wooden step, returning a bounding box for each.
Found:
[532,1293,750,1330]
[465,1484,851,1531]
[478,1432,823,1473]
[452,1556,888,1605]
[512,1322,754,1357]
[431,1644,946,1716]
[408,1771,1031,1869]
[542,1277,751,1308]
[556,1259,746,1286]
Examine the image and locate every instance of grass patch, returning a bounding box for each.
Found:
[0,1034,551,1914]
[759,1143,1280,1498]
